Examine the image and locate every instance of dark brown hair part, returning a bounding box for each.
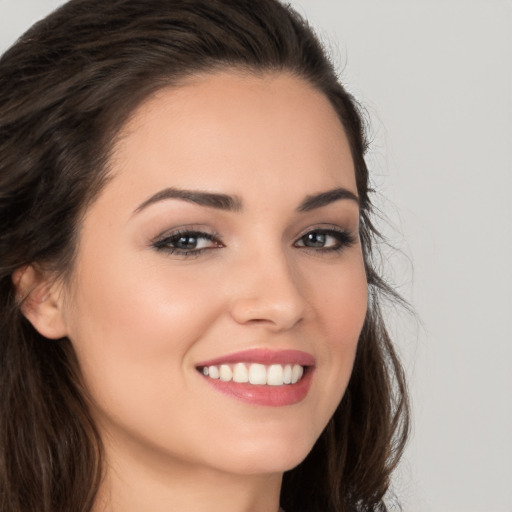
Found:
[0,1,409,511]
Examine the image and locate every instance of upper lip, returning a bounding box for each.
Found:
[196,348,315,368]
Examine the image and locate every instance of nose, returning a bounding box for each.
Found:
[228,249,307,331]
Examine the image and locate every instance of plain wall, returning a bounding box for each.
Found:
[1,2,511,511]
[289,3,512,512]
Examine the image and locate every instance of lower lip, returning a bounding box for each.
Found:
[200,368,313,407]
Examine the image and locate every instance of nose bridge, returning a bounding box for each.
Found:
[229,242,306,330]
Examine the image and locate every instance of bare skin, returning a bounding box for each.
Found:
[20,71,367,512]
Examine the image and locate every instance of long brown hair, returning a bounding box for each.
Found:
[0,1,409,511]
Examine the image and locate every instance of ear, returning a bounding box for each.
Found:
[12,265,68,340]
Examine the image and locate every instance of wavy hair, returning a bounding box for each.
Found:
[0,1,409,511]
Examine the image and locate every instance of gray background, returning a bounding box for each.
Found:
[1,1,511,511]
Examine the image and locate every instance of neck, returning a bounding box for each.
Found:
[94,437,283,512]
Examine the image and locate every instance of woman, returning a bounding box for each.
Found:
[0,1,409,511]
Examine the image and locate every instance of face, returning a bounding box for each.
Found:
[59,71,367,476]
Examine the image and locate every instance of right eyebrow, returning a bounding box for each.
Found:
[133,187,243,215]
[297,187,359,212]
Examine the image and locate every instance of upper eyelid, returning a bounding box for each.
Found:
[153,223,355,237]
[294,223,356,238]
[161,230,217,240]
[152,226,220,242]
[151,223,357,246]
[296,227,349,238]
[151,230,224,253]
[295,228,355,243]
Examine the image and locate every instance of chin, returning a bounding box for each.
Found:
[210,425,320,475]
[217,451,310,476]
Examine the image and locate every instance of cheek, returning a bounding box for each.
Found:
[63,257,234,461]
[312,251,368,348]
[307,254,367,416]
[64,255,224,407]
[70,252,218,344]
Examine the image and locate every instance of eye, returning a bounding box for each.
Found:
[152,230,223,256]
[294,228,356,252]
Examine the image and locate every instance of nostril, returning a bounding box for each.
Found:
[230,299,305,330]
[227,265,307,330]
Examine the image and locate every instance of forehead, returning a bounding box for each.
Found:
[105,71,356,210]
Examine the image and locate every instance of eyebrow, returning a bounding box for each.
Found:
[133,186,359,215]
[297,187,359,212]
[134,187,243,214]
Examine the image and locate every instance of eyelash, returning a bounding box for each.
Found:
[152,227,356,258]
[294,228,357,253]
[152,230,223,257]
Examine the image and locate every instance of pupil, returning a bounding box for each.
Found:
[305,232,325,247]
[177,236,197,249]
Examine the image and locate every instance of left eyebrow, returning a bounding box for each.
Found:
[297,187,359,212]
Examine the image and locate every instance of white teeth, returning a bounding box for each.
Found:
[291,364,303,384]
[219,364,232,382]
[208,365,220,379]
[267,364,284,386]
[283,364,292,384]
[232,362,249,383]
[249,363,267,385]
[201,362,306,386]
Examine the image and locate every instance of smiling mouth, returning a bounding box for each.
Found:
[198,363,306,386]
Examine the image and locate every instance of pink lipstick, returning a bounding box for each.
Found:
[196,349,315,407]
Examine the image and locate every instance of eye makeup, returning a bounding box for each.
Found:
[294,226,356,253]
[150,223,357,260]
[152,228,224,257]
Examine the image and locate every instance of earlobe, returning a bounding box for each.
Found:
[12,265,68,340]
